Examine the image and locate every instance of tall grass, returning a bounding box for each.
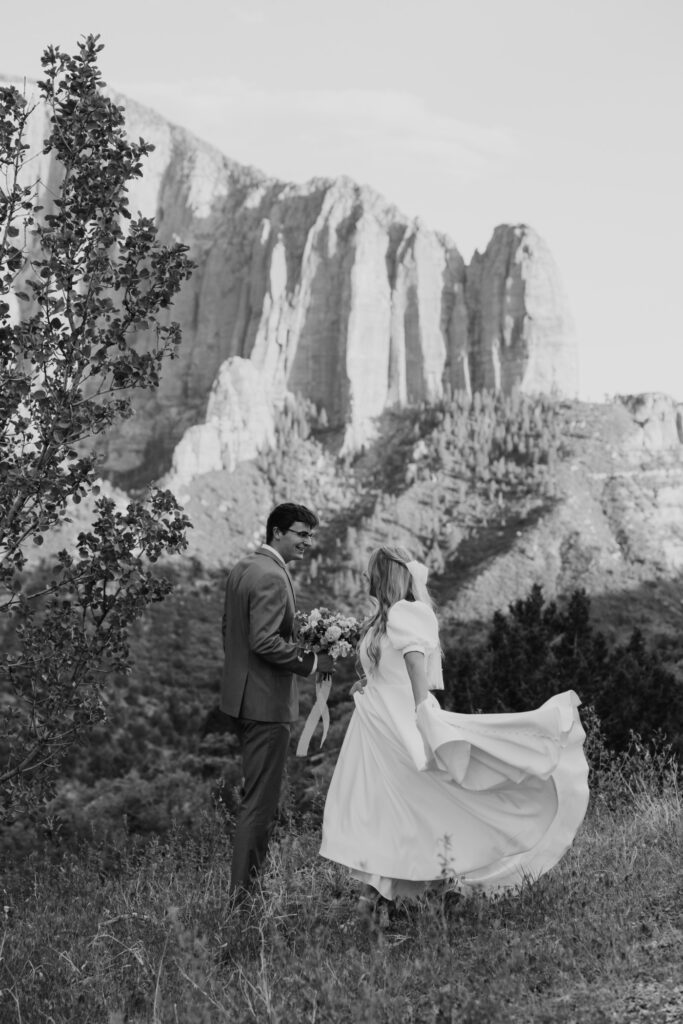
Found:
[1,747,681,1023]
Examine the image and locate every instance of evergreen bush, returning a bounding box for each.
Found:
[442,585,683,758]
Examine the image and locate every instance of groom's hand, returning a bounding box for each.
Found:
[317,653,336,675]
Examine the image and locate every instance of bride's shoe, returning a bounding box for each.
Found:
[355,893,392,930]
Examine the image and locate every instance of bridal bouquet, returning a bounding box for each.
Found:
[296,607,361,664]
[295,607,361,757]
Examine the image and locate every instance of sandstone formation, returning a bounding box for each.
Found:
[163,357,275,496]
[463,225,578,397]
[437,397,683,631]
[5,79,579,487]
[616,393,683,453]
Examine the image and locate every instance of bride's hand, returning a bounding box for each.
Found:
[349,679,365,697]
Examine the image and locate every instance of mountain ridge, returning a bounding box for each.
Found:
[4,75,578,488]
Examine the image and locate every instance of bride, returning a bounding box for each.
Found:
[319,546,589,912]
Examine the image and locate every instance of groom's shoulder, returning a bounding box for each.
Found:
[230,547,281,579]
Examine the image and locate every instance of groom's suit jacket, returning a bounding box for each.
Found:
[220,546,315,723]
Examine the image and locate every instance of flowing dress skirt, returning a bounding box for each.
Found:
[320,683,589,900]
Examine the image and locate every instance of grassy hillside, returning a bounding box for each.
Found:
[1,743,681,1023]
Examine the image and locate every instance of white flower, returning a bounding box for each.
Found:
[325,625,342,642]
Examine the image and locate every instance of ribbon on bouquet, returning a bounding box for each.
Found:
[296,673,333,757]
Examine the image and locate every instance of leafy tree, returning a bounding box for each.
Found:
[443,586,683,758]
[0,37,195,819]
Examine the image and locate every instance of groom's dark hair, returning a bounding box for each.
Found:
[266,503,319,543]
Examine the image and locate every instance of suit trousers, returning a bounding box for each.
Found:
[228,717,291,895]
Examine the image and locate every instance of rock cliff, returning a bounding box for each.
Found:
[167,391,683,659]
[437,395,683,639]
[4,80,579,487]
[464,225,578,397]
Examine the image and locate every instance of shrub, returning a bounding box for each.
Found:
[443,586,683,758]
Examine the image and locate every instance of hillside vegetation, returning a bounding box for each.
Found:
[1,737,681,1023]
[181,388,570,604]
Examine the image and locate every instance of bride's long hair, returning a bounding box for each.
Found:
[359,545,433,674]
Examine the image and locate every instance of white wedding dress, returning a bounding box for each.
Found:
[319,600,589,899]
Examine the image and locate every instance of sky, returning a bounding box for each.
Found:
[2,0,681,402]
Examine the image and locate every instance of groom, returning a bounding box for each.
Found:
[221,502,335,898]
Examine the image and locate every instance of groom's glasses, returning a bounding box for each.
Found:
[286,528,314,540]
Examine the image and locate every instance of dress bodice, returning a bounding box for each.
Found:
[360,600,443,691]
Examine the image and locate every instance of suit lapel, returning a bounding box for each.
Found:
[283,565,297,606]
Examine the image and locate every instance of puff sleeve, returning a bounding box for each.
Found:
[386,601,444,689]
[386,600,438,654]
